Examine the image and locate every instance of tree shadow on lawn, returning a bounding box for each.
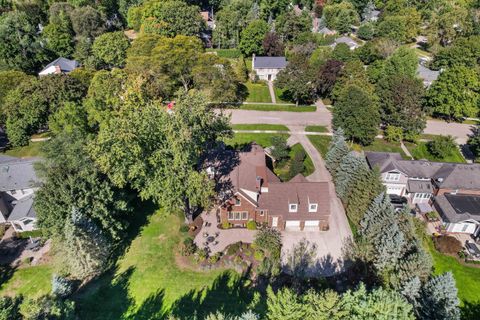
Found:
[170,269,266,319]
[461,301,480,320]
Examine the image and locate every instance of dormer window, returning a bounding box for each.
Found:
[235,198,241,206]
[309,203,318,212]
[385,172,400,182]
[289,203,298,212]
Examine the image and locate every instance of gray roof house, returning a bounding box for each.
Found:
[417,64,440,87]
[0,157,41,231]
[252,55,288,81]
[332,36,360,50]
[38,57,79,76]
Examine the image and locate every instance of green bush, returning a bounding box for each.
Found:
[226,242,242,256]
[384,125,403,142]
[16,230,43,239]
[357,23,375,40]
[181,237,197,256]
[246,220,257,230]
[254,249,265,261]
[0,224,5,238]
[222,222,231,229]
[179,225,189,233]
[428,135,456,158]
[208,253,221,264]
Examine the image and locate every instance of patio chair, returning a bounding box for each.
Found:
[203,232,209,237]
[214,241,219,245]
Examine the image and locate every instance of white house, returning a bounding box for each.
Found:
[38,57,79,76]
[252,55,288,81]
[0,156,41,232]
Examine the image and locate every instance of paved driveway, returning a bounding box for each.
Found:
[424,120,474,144]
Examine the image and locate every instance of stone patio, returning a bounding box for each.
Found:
[194,210,257,254]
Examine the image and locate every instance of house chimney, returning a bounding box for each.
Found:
[255,176,262,189]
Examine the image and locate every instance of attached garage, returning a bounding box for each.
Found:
[285,220,301,231]
[304,220,320,231]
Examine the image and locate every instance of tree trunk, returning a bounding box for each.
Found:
[184,197,193,224]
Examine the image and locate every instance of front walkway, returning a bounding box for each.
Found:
[193,210,257,254]
[267,81,277,104]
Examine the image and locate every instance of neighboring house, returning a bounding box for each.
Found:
[417,64,440,87]
[207,144,330,231]
[0,156,41,232]
[365,152,480,235]
[252,55,288,81]
[38,57,79,76]
[317,26,337,36]
[332,36,360,50]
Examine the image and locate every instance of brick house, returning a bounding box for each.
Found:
[207,144,330,231]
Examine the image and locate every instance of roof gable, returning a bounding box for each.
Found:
[253,56,288,69]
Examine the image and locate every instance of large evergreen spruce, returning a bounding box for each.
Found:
[325,128,349,175]
[418,272,460,320]
[335,152,369,203]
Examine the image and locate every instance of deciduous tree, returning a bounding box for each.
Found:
[239,19,269,56]
[92,32,130,68]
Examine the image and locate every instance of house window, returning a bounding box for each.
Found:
[235,198,241,206]
[385,172,400,181]
[242,212,248,220]
[229,211,248,220]
[259,210,265,216]
[309,203,318,212]
[228,212,234,220]
[461,224,469,232]
[289,203,298,212]
[235,212,241,220]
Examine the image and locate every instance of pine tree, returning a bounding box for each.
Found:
[346,167,384,226]
[266,286,306,320]
[334,152,366,202]
[418,272,460,320]
[62,207,112,280]
[360,192,395,241]
[303,289,348,319]
[325,128,349,175]
[373,222,406,271]
[400,276,421,305]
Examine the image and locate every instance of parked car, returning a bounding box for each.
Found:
[465,240,480,259]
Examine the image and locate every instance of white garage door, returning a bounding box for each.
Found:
[285,220,301,231]
[304,220,319,231]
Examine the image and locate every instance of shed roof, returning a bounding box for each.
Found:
[40,57,79,74]
[253,56,287,69]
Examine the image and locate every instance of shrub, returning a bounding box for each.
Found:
[357,23,375,40]
[384,125,403,142]
[254,249,265,261]
[207,48,241,59]
[428,135,456,158]
[0,224,5,239]
[222,222,231,229]
[179,225,189,233]
[254,228,282,258]
[51,275,75,298]
[434,236,462,255]
[208,253,221,264]
[226,242,242,256]
[181,237,197,256]
[0,296,21,320]
[15,230,43,239]
[246,220,257,230]
[197,248,208,261]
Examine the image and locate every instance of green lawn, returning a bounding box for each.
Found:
[361,139,406,156]
[231,124,289,131]
[425,238,480,309]
[239,104,316,112]
[0,265,53,298]
[3,141,45,158]
[273,87,289,104]
[76,211,255,319]
[304,125,329,133]
[405,142,466,163]
[275,143,314,181]
[245,82,272,103]
[224,133,289,149]
[308,136,332,157]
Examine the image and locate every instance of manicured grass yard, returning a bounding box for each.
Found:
[231,124,289,131]
[405,142,466,163]
[425,238,480,309]
[3,141,45,158]
[304,125,329,133]
[244,82,272,103]
[275,143,314,181]
[239,104,316,112]
[76,211,254,319]
[224,132,289,148]
[273,87,289,104]
[0,265,53,298]
[308,136,332,157]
